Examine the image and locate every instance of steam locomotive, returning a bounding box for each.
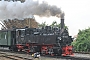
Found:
[0,18,73,56]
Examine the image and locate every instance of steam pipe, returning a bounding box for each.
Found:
[60,12,65,35]
[61,13,64,29]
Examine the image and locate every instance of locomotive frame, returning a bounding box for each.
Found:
[0,18,74,56]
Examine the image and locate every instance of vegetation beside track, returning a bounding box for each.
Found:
[72,28,90,52]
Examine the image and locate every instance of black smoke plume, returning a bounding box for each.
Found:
[0,0,63,20]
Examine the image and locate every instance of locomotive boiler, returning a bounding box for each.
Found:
[0,16,73,56]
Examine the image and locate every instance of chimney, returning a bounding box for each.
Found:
[61,13,64,29]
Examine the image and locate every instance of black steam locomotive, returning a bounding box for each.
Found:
[0,18,73,56]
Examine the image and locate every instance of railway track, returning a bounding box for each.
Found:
[0,49,90,60]
[75,51,90,54]
[0,48,33,60]
[0,52,33,60]
[42,54,90,60]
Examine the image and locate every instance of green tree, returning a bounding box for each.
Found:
[72,28,90,52]
[50,21,60,28]
[38,22,48,27]
[39,21,68,29]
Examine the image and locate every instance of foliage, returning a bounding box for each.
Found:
[38,21,68,29]
[38,22,48,27]
[72,28,90,52]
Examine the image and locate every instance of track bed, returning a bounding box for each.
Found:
[0,49,90,60]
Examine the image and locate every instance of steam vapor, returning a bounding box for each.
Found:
[0,0,62,20]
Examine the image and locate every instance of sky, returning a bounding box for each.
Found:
[34,0,90,36]
[0,0,90,37]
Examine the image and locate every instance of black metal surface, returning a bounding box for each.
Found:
[0,26,73,48]
[61,19,64,29]
[25,35,56,44]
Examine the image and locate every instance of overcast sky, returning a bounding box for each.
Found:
[34,0,90,36]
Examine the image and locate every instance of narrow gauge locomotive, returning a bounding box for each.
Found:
[0,18,73,56]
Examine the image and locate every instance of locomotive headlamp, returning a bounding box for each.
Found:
[58,37,61,40]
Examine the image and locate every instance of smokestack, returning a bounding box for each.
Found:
[61,12,64,29]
